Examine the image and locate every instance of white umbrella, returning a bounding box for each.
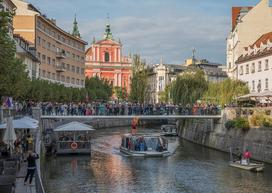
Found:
[3,117,17,154]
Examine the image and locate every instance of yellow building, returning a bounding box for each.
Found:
[12,0,87,88]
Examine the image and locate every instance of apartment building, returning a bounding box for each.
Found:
[237,32,272,93]
[226,0,272,79]
[12,0,87,88]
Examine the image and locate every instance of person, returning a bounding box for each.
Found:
[26,134,34,151]
[243,149,252,165]
[24,151,39,185]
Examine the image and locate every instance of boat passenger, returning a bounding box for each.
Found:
[243,149,252,165]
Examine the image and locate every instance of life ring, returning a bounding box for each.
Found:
[71,142,78,150]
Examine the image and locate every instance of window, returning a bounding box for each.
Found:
[42,39,46,48]
[265,59,269,70]
[251,63,255,73]
[66,64,70,71]
[246,64,249,74]
[47,57,51,65]
[72,78,75,84]
[265,78,269,90]
[37,52,41,59]
[257,80,262,92]
[47,42,51,50]
[258,61,262,72]
[77,55,80,61]
[72,54,75,59]
[37,36,41,46]
[76,67,80,74]
[71,66,75,72]
[239,66,244,75]
[52,59,55,66]
[66,77,70,83]
[61,75,65,82]
[76,79,79,85]
[81,68,84,75]
[81,56,85,62]
[105,52,109,62]
[252,80,255,91]
[42,55,46,63]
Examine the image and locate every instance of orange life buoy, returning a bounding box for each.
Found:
[71,142,78,150]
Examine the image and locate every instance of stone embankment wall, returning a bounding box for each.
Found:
[177,109,272,163]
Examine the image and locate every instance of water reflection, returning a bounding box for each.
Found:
[42,127,272,193]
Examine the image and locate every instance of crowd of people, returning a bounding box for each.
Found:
[39,102,221,116]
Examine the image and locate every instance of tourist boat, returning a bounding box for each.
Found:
[53,121,95,155]
[160,125,178,136]
[229,161,264,172]
[120,134,171,157]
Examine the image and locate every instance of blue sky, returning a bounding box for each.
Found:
[28,0,260,64]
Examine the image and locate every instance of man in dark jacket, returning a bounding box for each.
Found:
[24,151,39,185]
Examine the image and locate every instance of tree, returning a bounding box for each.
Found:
[171,69,208,105]
[85,77,112,101]
[129,54,148,103]
[114,86,127,101]
[203,78,249,107]
[158,84,171,103]
[0,4,30,99]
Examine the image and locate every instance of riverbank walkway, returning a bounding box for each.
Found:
[15,162,36,193]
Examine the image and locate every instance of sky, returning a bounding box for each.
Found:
[27,0,260,64]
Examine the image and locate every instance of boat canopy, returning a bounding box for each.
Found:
[0,117,39,129]
[54,121,95,132]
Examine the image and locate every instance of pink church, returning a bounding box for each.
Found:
[85,22,132,94]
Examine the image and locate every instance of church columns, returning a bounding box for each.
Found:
[98,47,100,61]
[118,73,122,87]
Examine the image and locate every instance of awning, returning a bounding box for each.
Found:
[0,117,39,129]
[54,122,95,132]
[237,91,272,101]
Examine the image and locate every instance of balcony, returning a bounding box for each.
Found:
[56,51,66,59]
[56,64,66,72]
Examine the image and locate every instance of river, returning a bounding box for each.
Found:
[42,127,272,193]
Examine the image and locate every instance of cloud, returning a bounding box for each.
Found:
[74,14,229,64]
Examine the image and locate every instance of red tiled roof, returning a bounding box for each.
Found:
[250,31,272,48]
[232,7,252,31]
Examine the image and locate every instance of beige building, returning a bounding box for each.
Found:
[12,0,87,88]
[0,0,16,36]
[226,0,272,79]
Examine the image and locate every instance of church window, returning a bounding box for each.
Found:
[105,52,110,62]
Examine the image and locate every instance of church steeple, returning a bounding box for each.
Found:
[72,14,81,38]
[104,14,113,40]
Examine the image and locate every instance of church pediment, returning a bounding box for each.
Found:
[95,39,120,46]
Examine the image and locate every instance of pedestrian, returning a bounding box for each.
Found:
[243,149,252,165]
[24,151,39,185]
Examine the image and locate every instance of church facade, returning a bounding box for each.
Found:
[85,22,132,94]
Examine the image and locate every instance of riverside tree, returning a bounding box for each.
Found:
[0,3,30,99]
[203,78,249,107]
[171,69,208,105]
[129,54,148,103]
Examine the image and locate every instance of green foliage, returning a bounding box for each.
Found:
[129,54,148,103]
[225,120,235,130]
[114,86,127,101]
[234,117,250,131]
[171,69,208,105]
[203,79,249,107]
[158,84,171,103]
[85,77,113,101]
[0,5,30,99]
[249,111,272,128]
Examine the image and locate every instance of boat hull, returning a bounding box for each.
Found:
[229,162,264,172]
[120,147,170,157]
